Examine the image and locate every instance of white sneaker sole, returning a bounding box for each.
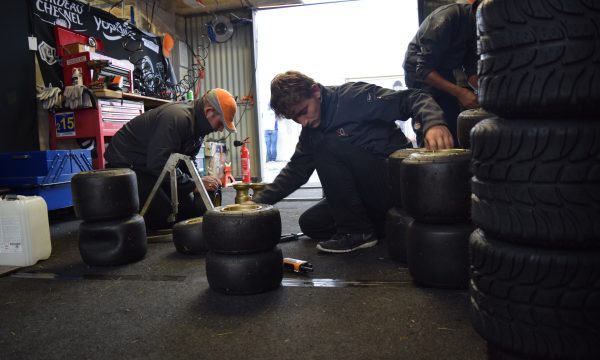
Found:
[316,239,378,253]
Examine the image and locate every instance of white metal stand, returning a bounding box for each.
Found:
[140,153,214,222]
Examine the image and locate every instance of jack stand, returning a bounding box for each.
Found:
[140,153,214,223]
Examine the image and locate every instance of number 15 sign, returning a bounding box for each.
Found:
[54,112,75,137]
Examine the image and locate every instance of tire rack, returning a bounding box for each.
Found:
[469,0,600,358]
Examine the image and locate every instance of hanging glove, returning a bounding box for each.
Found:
[36,86,63,110]
[63,84,87,109]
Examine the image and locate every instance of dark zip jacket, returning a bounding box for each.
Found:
[104,99,214,194]
[403,3,478,84]
[253,82,446,205]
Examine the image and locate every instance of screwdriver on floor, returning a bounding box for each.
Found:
[280,232,303,242]
[283,257,314,273]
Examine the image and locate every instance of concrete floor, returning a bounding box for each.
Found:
[0,187,487,360]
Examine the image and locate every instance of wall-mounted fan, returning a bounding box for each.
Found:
[209,16,234,43]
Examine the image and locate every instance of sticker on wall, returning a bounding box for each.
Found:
[54,112,76,137]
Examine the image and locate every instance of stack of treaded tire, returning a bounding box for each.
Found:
[71,168,147,266]
[203,203,283,295]
[469,1,600,359]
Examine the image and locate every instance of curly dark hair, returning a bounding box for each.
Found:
[269,71,316,119]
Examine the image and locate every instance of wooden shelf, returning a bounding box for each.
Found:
[122,93,171,109]
[92,89,171,110]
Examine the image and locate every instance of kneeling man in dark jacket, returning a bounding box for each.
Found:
[252,71,453,253]
[105,88,237,230]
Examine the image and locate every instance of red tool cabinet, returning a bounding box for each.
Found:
[49,98,144,169]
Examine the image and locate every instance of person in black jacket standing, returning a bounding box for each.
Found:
[105,88,237,230]
[403,0,481,146]
[251,70,453,253]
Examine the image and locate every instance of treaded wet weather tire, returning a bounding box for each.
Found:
[172,217,207,255]
[400,149,472,223]
[407,221,474,289]
[71,168,139,221]
[203,204,281,254]
[205,247,283,295]
[385,207,413,263]
[469,229,600,360]
[388,148,423,207]
[470,118,600,248]
[477,0,600,117]
[79,214,147,266]
[457,108,492,149]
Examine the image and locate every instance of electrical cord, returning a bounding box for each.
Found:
[122,26,210,100]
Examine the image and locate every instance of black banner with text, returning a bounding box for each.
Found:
[30,0,170,96]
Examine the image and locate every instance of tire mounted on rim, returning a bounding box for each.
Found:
[203,204,281,254]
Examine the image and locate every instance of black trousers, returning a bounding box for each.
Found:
[298,138,392,239]
[107,165,207,230]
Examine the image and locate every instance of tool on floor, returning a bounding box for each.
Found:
[221,162,236,187]
[283,257,313,274]
[140,153,213,222]
[280,232,303,242]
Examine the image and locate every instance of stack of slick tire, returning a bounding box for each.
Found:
[172,217,207,255]
[386,148,421,263]
[71,169,147,266]
[456,108,493,149]
[399,149,474,289]
[202,204,283,295]
[470,1,600,359]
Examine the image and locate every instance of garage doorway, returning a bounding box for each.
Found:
[253,0,419,184]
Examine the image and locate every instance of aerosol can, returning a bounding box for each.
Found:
[234,137,251,183]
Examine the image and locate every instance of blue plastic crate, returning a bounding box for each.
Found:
[0,150,92,209]
[13,183,73,210]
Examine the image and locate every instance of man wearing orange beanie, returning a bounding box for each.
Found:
[105,88,237,230]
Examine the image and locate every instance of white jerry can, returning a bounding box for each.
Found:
[0,195,52,266]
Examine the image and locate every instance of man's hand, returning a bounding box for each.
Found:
[197,176,221,192]
[424,70,479,109]
[467,74,479,90]
[424,125,454,151]
[456,87,479,109]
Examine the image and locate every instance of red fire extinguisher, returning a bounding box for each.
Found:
[234,137,251,183]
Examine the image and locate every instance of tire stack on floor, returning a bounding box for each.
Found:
[469,1,600,358]
[399,149,474,289]
[172,217,207,255]
[456,108,493,149]
[386,149,421,263]
[71,169,147,266]
[202,204,283,295]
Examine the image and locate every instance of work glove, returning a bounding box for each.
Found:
[36,86,62,110]
[63,84,87,109]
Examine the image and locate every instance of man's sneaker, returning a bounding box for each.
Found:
[316,232,378,253]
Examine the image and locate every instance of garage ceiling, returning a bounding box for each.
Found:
[170,0,304,16]
[87,0,308,17]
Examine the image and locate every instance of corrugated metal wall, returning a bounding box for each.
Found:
[184,12,260,180]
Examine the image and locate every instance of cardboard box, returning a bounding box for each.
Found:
[63,43,95,55]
